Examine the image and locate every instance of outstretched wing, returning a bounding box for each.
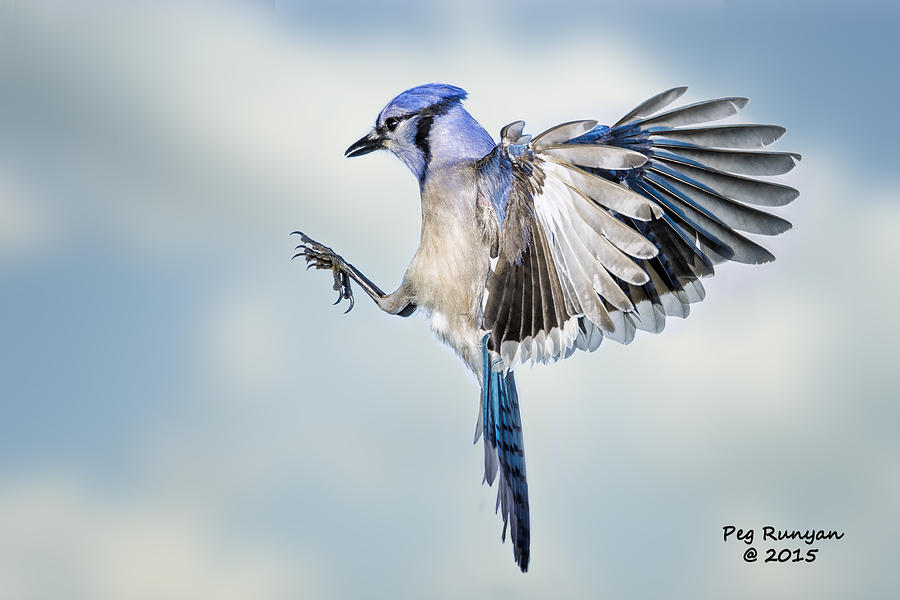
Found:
[475,87,799,369]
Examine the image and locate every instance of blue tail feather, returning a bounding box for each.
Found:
[479,338,530,572]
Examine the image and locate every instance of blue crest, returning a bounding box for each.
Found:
[378,83,468,120]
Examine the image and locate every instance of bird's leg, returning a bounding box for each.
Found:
[292,231,388,314]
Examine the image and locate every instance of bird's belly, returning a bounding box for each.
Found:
[409,164,492,373]
[410,230,489,374]
[427,309,483,375]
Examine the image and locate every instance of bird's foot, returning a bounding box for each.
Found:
[291,231,355,313]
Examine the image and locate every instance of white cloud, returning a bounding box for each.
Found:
[0,477,328,600]
[0,168,49,262]
[205,288,289,388]
[0,1,666,264]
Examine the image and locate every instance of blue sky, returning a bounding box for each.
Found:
[1,1,898,598]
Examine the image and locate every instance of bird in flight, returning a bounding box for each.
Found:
[293,84,798,572]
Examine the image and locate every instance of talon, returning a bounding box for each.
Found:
[341,272,355,313]
[291,230,358,313]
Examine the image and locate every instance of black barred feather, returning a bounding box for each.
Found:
[480,342,530,571]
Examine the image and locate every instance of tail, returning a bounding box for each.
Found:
[476,338,530,572]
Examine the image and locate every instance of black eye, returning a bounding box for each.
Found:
[384,117,401,131]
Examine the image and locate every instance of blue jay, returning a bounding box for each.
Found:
[294,84,798,572]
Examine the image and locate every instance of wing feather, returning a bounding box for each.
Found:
[532,120,598,147]
[647,164,792,234]
[613,86,688,128]
[476,88,797,370]
[547,161,661,220]
[652,144,801,176]
[652,155,799,207]
[625,96,749,129]
[541,145,648,170]
[553,183,649,285]
[649,124,786,149]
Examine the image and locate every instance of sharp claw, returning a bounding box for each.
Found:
[344,290,354,313]
[341,272,355,313]
[292,232,357,313]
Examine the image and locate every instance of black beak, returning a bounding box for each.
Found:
[345,131,383,158]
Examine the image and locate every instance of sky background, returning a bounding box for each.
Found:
[1,1,898,598]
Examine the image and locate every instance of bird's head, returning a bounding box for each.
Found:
[345,83,469,180]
